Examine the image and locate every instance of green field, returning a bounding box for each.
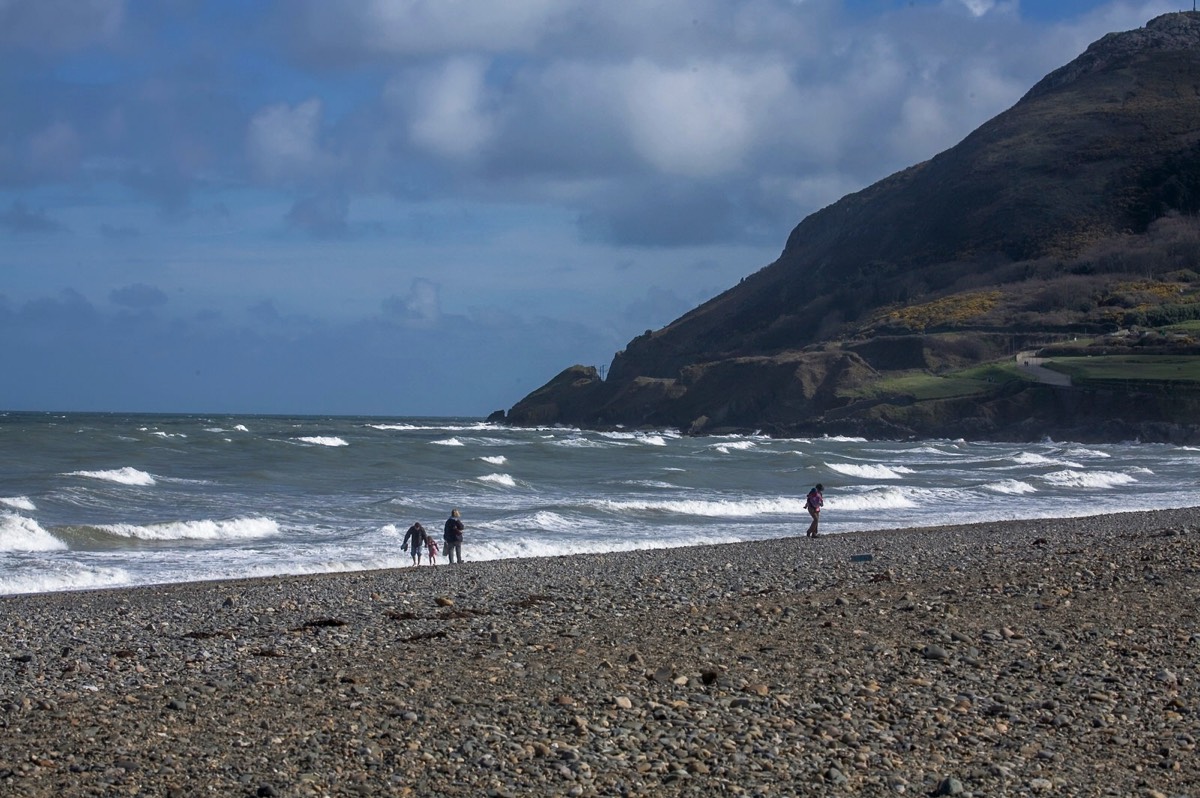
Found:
[844,362,1034,401]
[1043,355,1200,383]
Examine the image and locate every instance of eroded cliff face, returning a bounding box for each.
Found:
[504,14,1200,442]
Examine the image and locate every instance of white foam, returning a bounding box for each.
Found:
[593,496,810,518]
[1010,452,1083,468]
[233,424,249,432]
[0,513,68,551]
[1066,447,1111,459]
[69,467,156,486]
[96,516,280,541]
[1042,470,1138,489]
[826,488,918,511]
[151,431,187,439]
[823,435,868,442]
[553,437,606,448]
[478,473,517,488]
[825,462,915,480]
[983,479,1038,495]
[0,563,131,596]
[298,436,348,447]
[1,496,36,511]
[478,455,508,465]
[713,440,757,453]
[431,437,465,447]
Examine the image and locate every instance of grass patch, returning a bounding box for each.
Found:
[1043,355,1200,383]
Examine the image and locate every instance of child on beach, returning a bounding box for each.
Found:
[402,522,428,566]
[805,483,824,537]
[426,535,440,566]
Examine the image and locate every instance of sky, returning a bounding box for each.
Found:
[0,0,1185,416]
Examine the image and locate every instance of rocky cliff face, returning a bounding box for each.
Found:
[505,13,1200,442]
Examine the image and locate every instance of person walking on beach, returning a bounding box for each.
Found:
[805,483,824,538]
[426,534,440,566]
[402,522,428,566]
[443,509,464,564]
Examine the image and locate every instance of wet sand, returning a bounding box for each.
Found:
[2,508,1199,796]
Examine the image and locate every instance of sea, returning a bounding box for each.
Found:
[1,412,1197,596]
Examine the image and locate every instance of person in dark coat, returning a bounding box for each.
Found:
[402,522,428,566]
[443,509,464,564]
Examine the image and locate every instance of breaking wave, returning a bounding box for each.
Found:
[297,436,348,447]
[69,467,156,486]
[0,513,67,551]
[95,516,280,541]
[1042,470,1138,489]
[826,462,915,480]
[1,496,36,511]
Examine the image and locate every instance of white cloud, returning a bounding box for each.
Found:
[246,99,326,184]
[622,58,792,178]
[406,58,496,159]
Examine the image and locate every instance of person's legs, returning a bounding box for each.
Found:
[806,508,819,537]
[453,542,463,563]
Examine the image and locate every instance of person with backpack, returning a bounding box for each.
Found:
[443,509,464,564]
[402,522,428,565]
[805,483,824,538]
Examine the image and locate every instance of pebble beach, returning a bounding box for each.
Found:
[2,508,1198,797]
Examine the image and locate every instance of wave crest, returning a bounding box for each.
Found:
[96,516,280,541]
[69,467,156,486]
[0,513,68,552]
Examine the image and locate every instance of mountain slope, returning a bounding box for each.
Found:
[503,13,1200,443]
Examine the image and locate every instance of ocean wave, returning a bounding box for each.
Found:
[0,513,68,552]
[593,496,811,518]
[1042,470,1138,489]
[1,496,36,511]
[1010,452,1083,468]
[95,516,280,541]
[553,437,606,448]
[478,455,508,465]
[0,562,131,596]
[1065,447,1111,459]
[297,436,348,447]
[823,435,868,442]
[825,462,915,480]
[827,488,918,511]
[477,473,517,488]
[712,440,757,453]
[234,424,249,432]
[69,467,156,486]
[983,479,1038,495]
[431,437,465,447]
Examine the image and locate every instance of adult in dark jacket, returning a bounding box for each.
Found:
[402,522,427,566]
[443,509,464,564]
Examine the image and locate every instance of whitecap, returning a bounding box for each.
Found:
[593,496,810,518]
[233,424,249,432]
[825,462,915,480]
[826,488,918,511]
[713,440,756,453]
[69,467,156,486]
[1042,470,1137,489]
[96,516,280,541]
[0,563,131,596]
[478,455,508,465]
[983,479,1038,495]
[478,473,517,488]
[297,436,348,447]
[1010,452,1083,468]
[1,496,36,512]
[431,437,465,447]
[0,513,68,552]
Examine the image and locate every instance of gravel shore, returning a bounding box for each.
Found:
[3,508,1199,797]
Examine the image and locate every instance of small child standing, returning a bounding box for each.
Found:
[426,536,440,566]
